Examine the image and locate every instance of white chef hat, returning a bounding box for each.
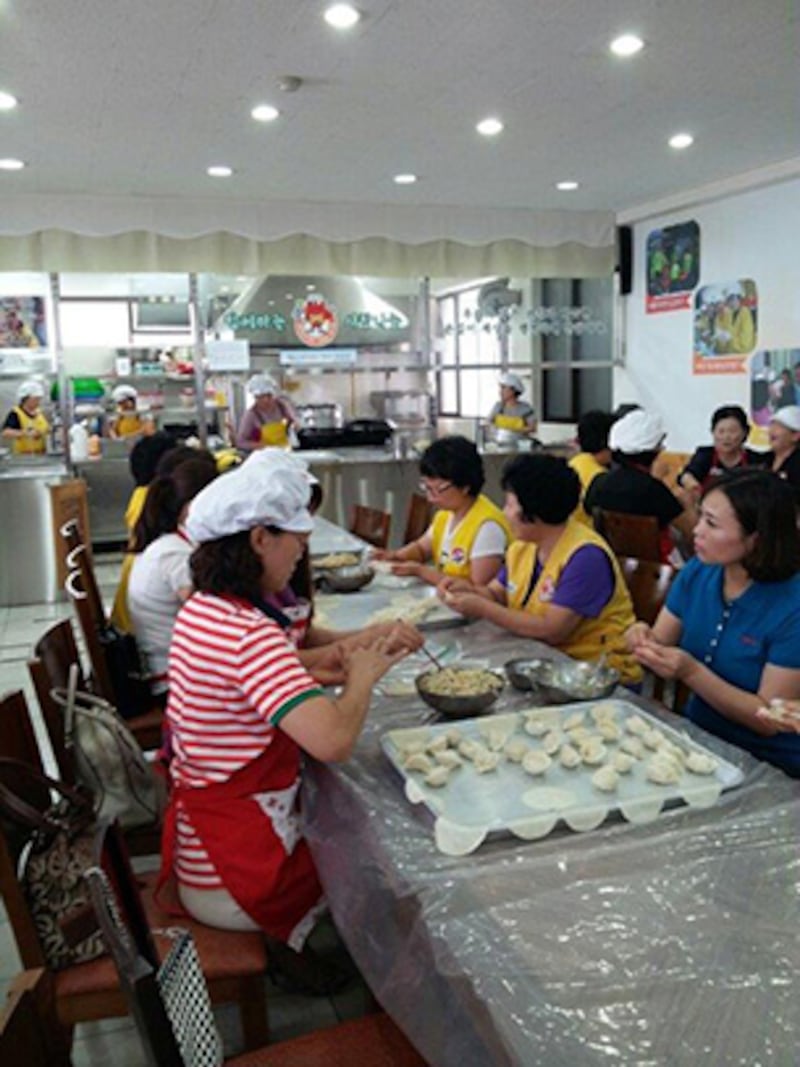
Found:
[112,384,138,404]
[247,374,278,397]
[185,449,314,542]
[16,378,45,401]
[499,372,525,395]
[609,409,666,453]
[770,405,800,432]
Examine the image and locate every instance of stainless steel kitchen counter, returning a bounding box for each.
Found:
[0,457,69,605]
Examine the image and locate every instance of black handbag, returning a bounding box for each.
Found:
[98,624,153,720]
[0,758,105,970]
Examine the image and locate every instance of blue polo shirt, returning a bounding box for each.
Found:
[666,557,800,776]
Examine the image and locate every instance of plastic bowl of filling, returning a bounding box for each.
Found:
[415,667,504,718]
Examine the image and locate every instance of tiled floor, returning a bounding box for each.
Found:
[0,553,374,1063]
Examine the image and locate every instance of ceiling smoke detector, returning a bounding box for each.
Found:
[277,75,303,93]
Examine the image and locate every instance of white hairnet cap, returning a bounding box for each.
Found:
[185,449,314,542]
[610,410,666,453]
[16,378,45,401]
[247,374,278,397]
[771,405,800,432]
[112,384,138,403]
[499,372,524,395]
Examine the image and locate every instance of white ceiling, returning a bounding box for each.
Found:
[0,1,797,215]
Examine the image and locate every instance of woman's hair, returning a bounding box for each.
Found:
[128,431,178,487]
[155,444,217,479]
[191,530,264,598]
[576,410,614,454]
[501,454,580,524]
[612,448,660,469]
[711,404,749,432]
[131,458,218,552]
[419,435,484,496]
[704,470,800,582]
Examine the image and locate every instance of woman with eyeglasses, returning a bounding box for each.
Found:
[372,435,511,586]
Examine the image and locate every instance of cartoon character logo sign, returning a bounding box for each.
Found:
[292,293,339,347]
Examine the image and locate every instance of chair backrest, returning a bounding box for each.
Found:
[651,450,692,493]
[29,619,86,782]
[66,543,106,630]
[65,567,115,703]
[351,505,391,550]
[0,689,44,773]
[85,821,188,1067]
[403,492,434,545]
[595,508,662,563]
[619,557,675,627]
[49,480,92,589]
[0,969,71,1067]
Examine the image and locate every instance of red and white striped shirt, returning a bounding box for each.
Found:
[167,592,323,888]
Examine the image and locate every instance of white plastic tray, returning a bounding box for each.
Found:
[381,699,745,856]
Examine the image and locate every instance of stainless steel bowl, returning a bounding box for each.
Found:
[316,564,374,594]
[504,658,619,702]
[415,668,504,719]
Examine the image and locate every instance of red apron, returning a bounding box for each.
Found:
[159,732,323,944]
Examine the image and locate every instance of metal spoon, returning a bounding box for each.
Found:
[421,644,445,672]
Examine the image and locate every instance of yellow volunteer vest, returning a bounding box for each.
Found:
[110,552,135,633]
[494,411,527,433]
[260,420,289,447]
[125,486,149,534]
[506,519,642,684]
[430,494,511,578]
[114,413,144,437]
[568,452,607,528]
[11,405,49,454]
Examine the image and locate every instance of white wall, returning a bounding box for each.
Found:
[616,177,800,451]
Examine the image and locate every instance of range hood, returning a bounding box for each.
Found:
[220,275,410,348]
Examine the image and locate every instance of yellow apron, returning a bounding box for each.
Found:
[260,420,289,448]
[114,413,144,437]
[10,405,49,455]
[430,495,511,578]
[494,412,527,433]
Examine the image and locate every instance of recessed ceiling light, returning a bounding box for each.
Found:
[556,180,580,191]
[393,173,418,185]
[0,158,25,170]
[0,92,18,111]
[476,117,504,137]
[207,165,234,177]
[324,4,360,29]
[610,34,644,57]
[669,132,694,149]
[251,104,280,123]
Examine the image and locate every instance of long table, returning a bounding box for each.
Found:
[302,578,800,1066]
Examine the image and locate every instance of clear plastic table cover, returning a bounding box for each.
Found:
[302,617,800,1067]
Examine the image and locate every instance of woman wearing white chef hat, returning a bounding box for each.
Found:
[236,373,298,451]
[159,449,421,969]
[488,371,538,437]
[108,383,152,440]
[764,404,800,501]
[1,378,49,454]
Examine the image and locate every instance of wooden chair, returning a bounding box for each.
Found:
[28,619,86,781]
[403,492,434,545]
[86,822,427,1066]
[350,505,391,550]
[0,970,72,1067]
[651,451,692,494]
[63,571,163,751]
[0,790,270,1051]
[594,508,662,564]
[619,557,675,627]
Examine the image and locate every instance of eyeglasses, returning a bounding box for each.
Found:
[419,480,453,497]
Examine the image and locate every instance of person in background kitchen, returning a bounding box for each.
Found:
[2,378,49,455]
[108,383,153,440]
[439,453,642,686]
[488,372,538,437]
[372,435,511,586]
[236,374,298,451]
[627,470,800,777]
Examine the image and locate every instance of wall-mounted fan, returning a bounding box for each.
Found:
[476,278,523,319]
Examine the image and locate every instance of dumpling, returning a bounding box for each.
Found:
[458,739,481,761]
[479,721,515,752]
[646,754,683,785]
[597,719,622,742]
[473,750,501,774]
[445,728,463,747]
[523,716,550,737]
[591,765,619,792]
[612,751,636,774]
[579,739,608,766]
[625,715,648,736]
[563,710,586,730]
[685,751,717,775]
[565,725,593,742]
[522,750,552,776]
[398,738,428,757]
[424,766,451,788]
[404,752,434,773]
[643,728,665,751]
[620,736,645,759]
[559,743,582,769]
[434,749,463,769]
[542,730,563,755]
[658,739,686,765]
[503,737,530,763]
[591,702,618,724]
[427,734,450,753]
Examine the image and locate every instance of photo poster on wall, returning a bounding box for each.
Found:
[0,296,47,348]
[645,220,700,314]
[750,348,800,447]
[692,279,757,375]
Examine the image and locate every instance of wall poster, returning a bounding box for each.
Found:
[693,279,757,374]
[0,296,47,347]
[645,220,700,314]
[749,347,800,447]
